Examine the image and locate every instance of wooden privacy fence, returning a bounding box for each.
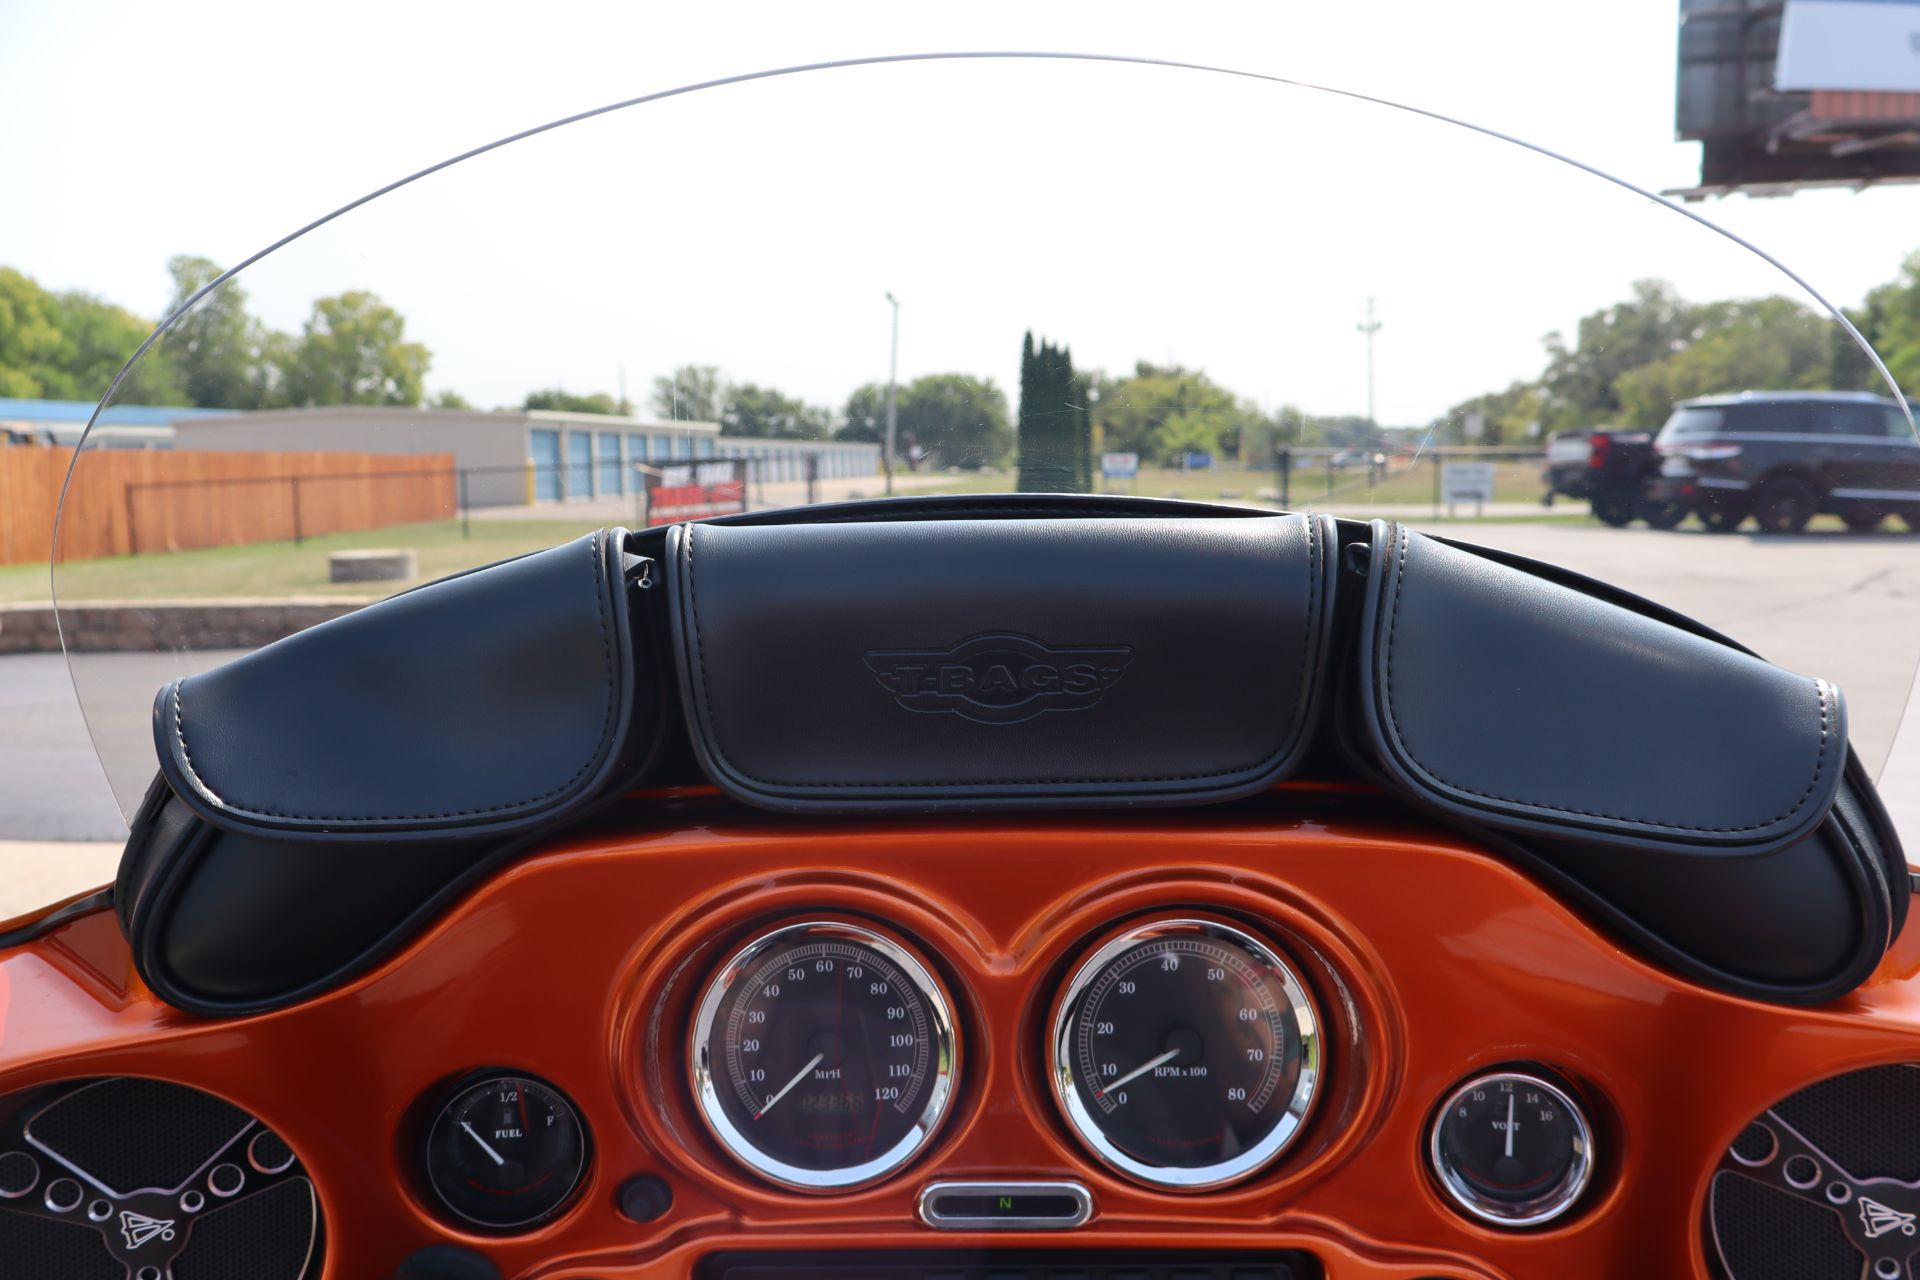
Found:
[0,446,457,566]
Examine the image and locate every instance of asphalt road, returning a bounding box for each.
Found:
[3,520,1918,843]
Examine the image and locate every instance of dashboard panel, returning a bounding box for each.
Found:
[3,783,1920,1278]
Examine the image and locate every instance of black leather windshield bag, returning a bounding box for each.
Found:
[112,498,1906,1014]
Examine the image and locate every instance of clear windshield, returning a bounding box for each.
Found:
[48,55,1920,827]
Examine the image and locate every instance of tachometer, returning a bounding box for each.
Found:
[689,920,957,1190]
[1049,917,1322,1189]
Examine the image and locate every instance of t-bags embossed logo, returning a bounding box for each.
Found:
[865,632,1132,725]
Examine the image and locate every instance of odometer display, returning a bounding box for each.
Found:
[690,921,956,1190]
[1051,918,1322,1189]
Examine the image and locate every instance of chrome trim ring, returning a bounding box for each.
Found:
[689,920,958,1192]
[1428,1068,1594,1227]
[917,1180,1093,1230]
[1048,916,1323,1191]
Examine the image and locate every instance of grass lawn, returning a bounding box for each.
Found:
[0,517,606,604]
[0,468,1595,606]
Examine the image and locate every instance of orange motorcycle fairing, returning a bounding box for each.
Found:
[2,785,1918,1279]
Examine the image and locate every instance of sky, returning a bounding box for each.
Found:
[4,0,1919,428]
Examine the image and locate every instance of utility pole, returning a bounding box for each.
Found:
[1357,296,1382,433]
[884,292,900,496]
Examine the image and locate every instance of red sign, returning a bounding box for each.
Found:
[642,460,747,526]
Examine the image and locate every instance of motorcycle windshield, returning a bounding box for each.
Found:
[50,54,1920,832]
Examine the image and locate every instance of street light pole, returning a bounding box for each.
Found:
[884,291,900,497]
[1356,296,1382,433]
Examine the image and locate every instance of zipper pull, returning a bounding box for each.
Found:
[624,555,657,590]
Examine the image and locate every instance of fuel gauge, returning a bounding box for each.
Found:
[1429,1067,1594,1227]
[423,1071,588,1231]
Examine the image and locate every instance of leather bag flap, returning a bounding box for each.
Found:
[154,529,641,840]
[665,514,1336,810]
[1357,520,1845,853]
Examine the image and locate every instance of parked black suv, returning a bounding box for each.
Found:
[1649,391,1917,533]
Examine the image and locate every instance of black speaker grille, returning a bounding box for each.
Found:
[0,1204,127,1280]
[28,1077,252,1194]
[1711,1171,1861,1280]
[1771,1064,1920,1181]
[173,1177,318,1280]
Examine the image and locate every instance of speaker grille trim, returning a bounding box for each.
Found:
[1709,1063,1920,1280]
[0,1077,320,1280]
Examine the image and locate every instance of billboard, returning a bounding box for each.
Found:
[1674,0,1920,197]
[642,459,748,526]
[1778,0,1920,92]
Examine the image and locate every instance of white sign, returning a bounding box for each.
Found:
[1441,461,1497,508]
[1778,0,1920,93]
[1462,412,1486,441]
[1101,451,1140,478]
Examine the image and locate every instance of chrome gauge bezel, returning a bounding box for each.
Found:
[688,919,958,1192]
[1048,916,1324,1191]
[1427,1068,1595,1227]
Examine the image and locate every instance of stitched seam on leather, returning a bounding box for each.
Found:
[684,520,1318,789]
[170,535,617,822]
[1381,521,1833,832]
[792,504,1264,523]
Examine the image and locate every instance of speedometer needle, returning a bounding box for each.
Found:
[1095,1048,1181,1097]
[460,1121,507,1167]
[755,1052,825,1120]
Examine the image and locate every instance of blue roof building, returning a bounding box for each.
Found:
[0,398,237,448]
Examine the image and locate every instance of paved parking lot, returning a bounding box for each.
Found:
[3,519,1917,911]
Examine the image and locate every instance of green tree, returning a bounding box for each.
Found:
[0,268,64,398]
[838,383,886,444]
[163,255,277,409]
[0,267,181,404]
[1095,362,1260,463]
[1539,279,1699,429]
[720,383,831,439]
[285,290,429,406]
[523,388,630,415]
[1016,332,1091,492]
[1838,251,1920,397]
[896,373,1011,468]
[648,364,725,422]
[1430,381,1544,446]
[431,389,475,410]
[1613,297,1833,426]
[1155,409,1222,462]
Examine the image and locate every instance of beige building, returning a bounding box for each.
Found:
[170,406,879,507]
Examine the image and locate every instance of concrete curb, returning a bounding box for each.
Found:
[0,599,372,655]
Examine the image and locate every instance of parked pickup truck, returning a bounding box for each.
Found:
[1543,428,1684,528]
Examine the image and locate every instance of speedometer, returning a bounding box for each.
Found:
[1049,917,1322,1189]
[689,920,957,1191]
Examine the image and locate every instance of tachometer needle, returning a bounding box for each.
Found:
[1504,1093,1516,1159]
[460,1121,507,1167]
[755,1053,825,1120]
[1095,1048,1181,1097]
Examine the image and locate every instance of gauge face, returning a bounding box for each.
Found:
[1429,1068,1594,1226]
[424,1072,588,1230]
[690,920,957,1190]
[1050,917,1322,1189]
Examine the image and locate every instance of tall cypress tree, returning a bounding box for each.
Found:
[1016,331,1091,493]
